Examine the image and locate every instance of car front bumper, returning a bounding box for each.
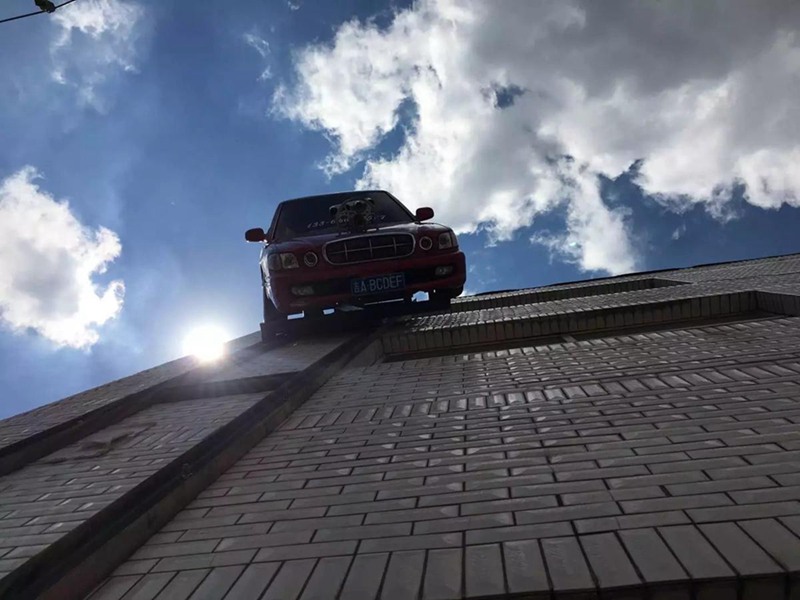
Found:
[267,251,466,312]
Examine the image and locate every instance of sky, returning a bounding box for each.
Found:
[1,0,800,418]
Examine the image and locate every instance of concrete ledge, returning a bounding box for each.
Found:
[453,277,688,312]
[757,290,800,316]
[384,291,764,360]
[259,297,454,342]
[158,372,294,401]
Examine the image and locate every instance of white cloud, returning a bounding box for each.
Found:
[0,167,124,349]
[275,0,800,275]
[671,224,687,241]
[51,0,144,108]
[243,33,270,59]
[243,32,273,81]
[530,162,636,273]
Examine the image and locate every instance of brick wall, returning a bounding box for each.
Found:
[0,394,263,579]
[93,314,800,599]
[0,332,262,453]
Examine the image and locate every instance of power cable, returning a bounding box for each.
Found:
[0,0,78,25]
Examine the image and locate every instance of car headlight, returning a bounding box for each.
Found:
[281,253,300,269]
[303,251,319,267]
[267,253,300,270]
[438,231,457,249]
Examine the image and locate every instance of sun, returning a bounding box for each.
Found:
[182,325,229,363]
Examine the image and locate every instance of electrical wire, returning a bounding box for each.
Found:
[0,0,78,25]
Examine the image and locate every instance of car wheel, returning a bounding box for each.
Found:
[445,286,464,299]
[262,287,283,323]
[429,287,461,308]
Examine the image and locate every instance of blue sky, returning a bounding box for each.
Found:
[1,0,799,418]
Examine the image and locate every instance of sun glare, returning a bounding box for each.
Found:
[183,325,228,363]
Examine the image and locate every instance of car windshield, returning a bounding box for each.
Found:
[272,191,414,240]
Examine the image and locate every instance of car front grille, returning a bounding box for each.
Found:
[324,233,415,265]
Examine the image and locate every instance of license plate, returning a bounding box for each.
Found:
[351,273,406,295]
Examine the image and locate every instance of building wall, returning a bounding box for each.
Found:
[1,254,800,599]
[94,315,800,600]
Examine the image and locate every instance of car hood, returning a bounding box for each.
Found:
[269,222,449,252]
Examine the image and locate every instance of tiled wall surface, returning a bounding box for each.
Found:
[0,394,262,580]
[0,333,262,453]
[0,356,195,453]
[92,315,800,599]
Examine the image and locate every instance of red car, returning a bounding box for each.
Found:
[245,190,466,323]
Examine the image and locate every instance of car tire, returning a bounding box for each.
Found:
[429,286,461,308]
[261,288,287,343]
[445,286,464,299]
[262,287,283,323]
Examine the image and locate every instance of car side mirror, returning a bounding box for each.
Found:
[415,207,434,221]
[245,228,267,242]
